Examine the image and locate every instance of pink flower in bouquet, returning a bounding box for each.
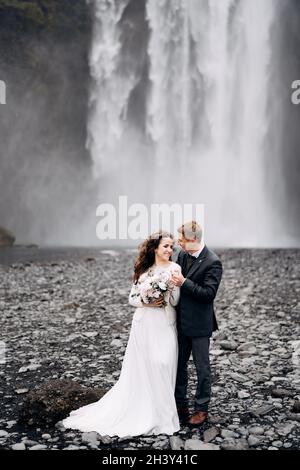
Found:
[140,270,173,305]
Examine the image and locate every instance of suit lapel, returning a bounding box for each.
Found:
[185,245,208,278]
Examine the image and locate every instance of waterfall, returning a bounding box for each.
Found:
[87,0,137,178]
[88,0,281,246]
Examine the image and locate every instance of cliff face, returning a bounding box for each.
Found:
[0,0,92,162]
[0,0,94,244]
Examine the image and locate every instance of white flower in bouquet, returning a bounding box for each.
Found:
[140,270,173,306]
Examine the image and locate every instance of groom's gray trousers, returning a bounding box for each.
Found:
[175,332,211,412]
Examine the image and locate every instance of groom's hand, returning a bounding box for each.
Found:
[171,273,185,286]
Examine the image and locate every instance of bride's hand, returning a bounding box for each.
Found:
[143,296,165,308]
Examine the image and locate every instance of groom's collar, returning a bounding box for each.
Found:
[188,241,206,258]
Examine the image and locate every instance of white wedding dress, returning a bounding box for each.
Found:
[62,262,181,437]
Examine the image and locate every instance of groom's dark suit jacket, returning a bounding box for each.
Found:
[175,246,223,338]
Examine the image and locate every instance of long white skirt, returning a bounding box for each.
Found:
[62,306,180,437]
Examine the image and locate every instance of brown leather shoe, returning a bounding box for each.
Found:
[188,410,208,426]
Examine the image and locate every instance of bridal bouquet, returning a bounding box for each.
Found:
[140,271,174,306]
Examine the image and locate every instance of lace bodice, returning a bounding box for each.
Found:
[129,262,181,308]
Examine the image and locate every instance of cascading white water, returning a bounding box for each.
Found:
[88,0,278,246]
[87,0,136,178]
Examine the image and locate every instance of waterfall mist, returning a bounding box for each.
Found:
[87,0,299,247]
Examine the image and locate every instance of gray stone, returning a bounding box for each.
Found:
[185,439,219,450]
[286,412,300,422]
[81,431,100,448]
[63,445,81,450]
[237,342,257,356]
[29,444,48,450]
[6,420,17,429]
[230,373,248,383]
[169,436,184,450]
[220,341,238,351]
[276,423,296,436]
[248,435,263,447]
[203,427,220,443]
[238,391,251,399]
[110,339,123,348]
[11,443,26,450]
[221,438,249,450]
[271,388,295,398]
[272,440,283,448]
[18,363,41,373]
[99,435,113,445]
[248,426,265,435]
[292,400,300,413]
[221,429,237,439]
[250,404,275,416]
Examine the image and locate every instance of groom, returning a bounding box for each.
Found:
[171,220,223,426]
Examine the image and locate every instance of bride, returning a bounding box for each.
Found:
[62,231,182,437]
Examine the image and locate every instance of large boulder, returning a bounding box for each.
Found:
[0,226,15,246]
[18,379,106,426]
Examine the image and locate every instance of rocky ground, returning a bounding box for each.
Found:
[0,247,299,451]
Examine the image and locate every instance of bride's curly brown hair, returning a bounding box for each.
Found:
[133,231,173,283]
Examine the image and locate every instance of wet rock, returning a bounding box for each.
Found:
[15,388,29,395]
[82,431,100,448]
[19,379,105,426]
[29,444,48,450]
[221,429,238,439]
[63,302,80,310]
[237,343,257,356]
[221,438,249,450]
[203,427,220,442]
[63,444,81,450]
[238,391,251,399]
[18,363,41,373]
[292,400,300,413]
[248,435,263,447]
[169,435,184,450]
[272,440,283,448]
[0,226,15,246]
[219,341,238,351]
[276,423,296,436]
[11,442,26,450]
[110,339,123,348]
[271,388,295,398]
[248,426,265,435]
[250,404,275,417]
[185,439,220,450]
[99,435,113,445]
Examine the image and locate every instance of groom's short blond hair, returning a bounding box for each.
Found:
[178,220,202,242]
